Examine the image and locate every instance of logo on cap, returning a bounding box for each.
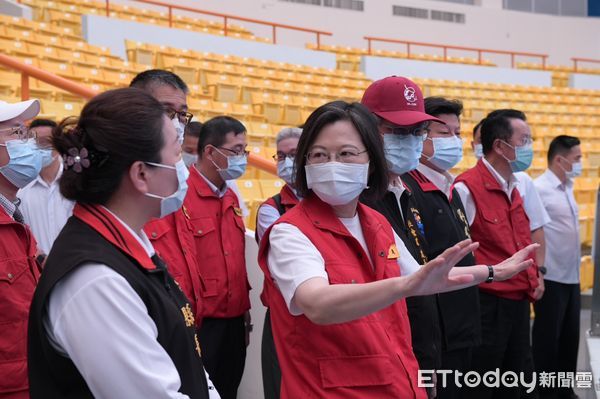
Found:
[404,85,417,106]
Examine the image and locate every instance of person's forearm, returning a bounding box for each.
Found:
[294,276,412,325]
[531,227,545,267]
[448,266,489,289]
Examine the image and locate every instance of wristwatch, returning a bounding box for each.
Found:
[485,265,494,283]
[539,266,547,275]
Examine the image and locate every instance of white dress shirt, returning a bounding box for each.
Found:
[514,172,551,231]
[196,168,249,217]
[256,187,300,242]
[44,207,219,399]
[534,170,580,284]
[18,163,75,254]
[267,213,420,316]
[454,158,520,226]
[417,163,454,199]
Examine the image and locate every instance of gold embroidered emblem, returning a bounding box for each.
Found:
[456,208,471,239]
[194,333,202,356]
[234,207,243,217]
[387,244,399,259]
[181,304,195,327]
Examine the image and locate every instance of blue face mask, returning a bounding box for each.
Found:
[383,134,423,175]
[502,141,533,173]
[0,139,43,188]
[213,149,247,180]
[144,159,189,218]
[40,148,54,168]
[182,151,197,167]
[277,157,295,186]
[425,136,463,171]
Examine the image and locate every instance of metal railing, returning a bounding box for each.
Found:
[364,36,549,68]
[103,0,332,49]
[572,57,600,72]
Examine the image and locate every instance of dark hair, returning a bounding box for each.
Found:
[548,135,581,163]
[197,116,246,157]
[424,97,463,118]
[294,101,388,202]
[129,69,189,94]
[185,121,203,139]
[30,118,57,128]
[480,109,527,155]
[52,88,166,204]
[472,119,484,140]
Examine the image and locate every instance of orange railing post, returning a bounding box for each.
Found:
[248,153,277,176]
[272,25,277,45]
[105,0,110,17]
[21,73,29,101]
[316,32,321,50]
[223,16,228,37]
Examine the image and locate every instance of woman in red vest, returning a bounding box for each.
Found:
[257,101,538,399]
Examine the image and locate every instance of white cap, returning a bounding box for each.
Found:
[0,99,40,123]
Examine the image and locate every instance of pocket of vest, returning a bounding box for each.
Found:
[318,354,393,388]
[201,277,219,298]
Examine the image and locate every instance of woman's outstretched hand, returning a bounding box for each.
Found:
[493,243,539,281]
[406,239,479,297]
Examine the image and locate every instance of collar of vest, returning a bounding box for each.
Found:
[280,184,300,207]
[302,194,382,237]
[408,169,440,193]
[475,159,509,194]
[73,203,156,271]
[0,204,15,224]
[189,165,227,198]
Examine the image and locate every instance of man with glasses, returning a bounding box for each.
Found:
[360,76,444,399]
[455,109,539,399]
[182,115,251,399]
[0,99,45,398]
[19,119,75,260]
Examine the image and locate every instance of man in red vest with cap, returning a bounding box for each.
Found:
[454,109,539,399]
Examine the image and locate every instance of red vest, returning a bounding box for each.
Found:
[455,160,538,301]
[0,207,40,397]
[262,184,299,214]
[258,195,426,399]
[144,207,204,325]
[185,167,250,318]
[258,184,300,307]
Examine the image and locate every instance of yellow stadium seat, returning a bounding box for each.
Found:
[259,179,285,198]
[236,179,263,203]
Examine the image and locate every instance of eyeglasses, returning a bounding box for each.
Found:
[273,152,296,162]
[502,136,533,149]
[383,121,430,137]
[306,148,368,164]
[218,146,250,157]
[166,109,193,125]
[0,125,37,142]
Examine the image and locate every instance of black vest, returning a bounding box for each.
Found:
[403,170,481,351]
[361,188,442,370]
[28,217,210,399]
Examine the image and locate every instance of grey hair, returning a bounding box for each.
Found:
[276,127,302,145]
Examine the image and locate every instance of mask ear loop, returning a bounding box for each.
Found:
[209,146,229,172]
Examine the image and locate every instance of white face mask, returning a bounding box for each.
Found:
[277,157,295,185]
[561,157,583,179]
[144,159,189,218]
[182,151,197,167]
[474,143,483,160]
[172,117,185,145]
[305,162,369,206]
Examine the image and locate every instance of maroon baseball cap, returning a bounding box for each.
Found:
[361,76,444,126]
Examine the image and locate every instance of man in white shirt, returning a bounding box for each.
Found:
[532,135,582,399]
[19,119,74,257]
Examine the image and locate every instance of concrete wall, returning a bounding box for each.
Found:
[362,56,553,86]
[0,0,32,19]
[108,0,600,66]
[82,14,336,69]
